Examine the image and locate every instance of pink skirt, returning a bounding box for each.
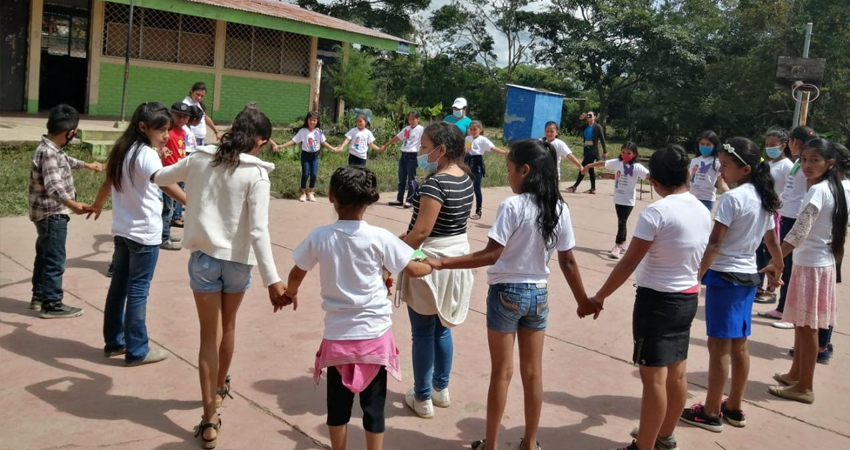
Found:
[783,265,837,329]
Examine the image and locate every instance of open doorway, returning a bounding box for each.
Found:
[39,0,90,112]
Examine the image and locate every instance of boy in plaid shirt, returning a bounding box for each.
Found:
[29,104,103,318]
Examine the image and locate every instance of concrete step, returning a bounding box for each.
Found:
[80,139,115,161]
[78,128,124,141]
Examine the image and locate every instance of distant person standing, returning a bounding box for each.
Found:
[183,82,221,145]
[567,111,608,194]
[444,97,472,136]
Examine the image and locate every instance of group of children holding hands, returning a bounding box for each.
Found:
[27,96,847,450]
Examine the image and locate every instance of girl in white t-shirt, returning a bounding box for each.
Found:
[680,138,783,432]
[339,114,379,166]
[89,102,186,368]
[754,128,794,303]
[689,130,729,210]
[588,144,712,450]
[279,166,432,450]
[758,126,818,324]
[274,111,337,202]
[582,141,649,259]
[380,110,425,207]
[766,139,847,405]
[464,120,507,220]
[542,121,583,183]
[427,139,589,450]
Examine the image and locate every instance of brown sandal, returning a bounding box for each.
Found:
[194,416,221,449]
[565,186,577,193]
[584,189,596,194]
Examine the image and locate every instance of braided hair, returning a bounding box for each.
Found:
[329,166,380,208]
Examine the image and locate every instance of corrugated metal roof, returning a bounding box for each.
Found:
[184,0,412,45]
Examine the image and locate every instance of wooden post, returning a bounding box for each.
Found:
[312,60,323,111]
[799,91,811,126]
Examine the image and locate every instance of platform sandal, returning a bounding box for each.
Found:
[194,416,221,449]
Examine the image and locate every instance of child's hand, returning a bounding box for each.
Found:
[425,258,444,270]
[385,276,394,297]
[578,296,603,320]
[66,200,89,215]
[760,262,784,289]
[272,145,281,153]
[581,167,588,175]
[85,162,103,172]
[335,147,342,153]
[268,281,287,312]
[85,204,103,220]
[283,291,298,311]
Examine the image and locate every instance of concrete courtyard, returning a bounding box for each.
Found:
[1,180,848,450]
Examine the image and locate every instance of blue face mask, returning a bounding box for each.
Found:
[417,147,440,173]
[453,110,464,119]
[699,145,714,157]
[766,146,783,159]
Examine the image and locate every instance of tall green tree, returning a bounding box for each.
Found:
[326,48,376,109]
[295,0,430,38]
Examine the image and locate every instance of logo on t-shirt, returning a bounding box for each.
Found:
[354,137,361,150]
[308,138,315,151]
[465,139,472,152]
[623,164,634,177]
[615,171,622,188]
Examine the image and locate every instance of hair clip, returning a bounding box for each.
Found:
[724,143,748,165]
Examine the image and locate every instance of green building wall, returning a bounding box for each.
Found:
[218,75,310,124]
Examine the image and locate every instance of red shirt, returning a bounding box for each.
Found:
[162,128,187,166]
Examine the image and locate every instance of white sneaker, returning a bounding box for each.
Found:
[432,387,450,408]
[608,245,621,259]
[404,388,434,418]
[619,243,628,253]
[307,192,316,202]
[773,321,794,329]
[299,193,307,202]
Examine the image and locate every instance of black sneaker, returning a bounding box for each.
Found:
[607,442,639,450]
[679,402,723,432]
[789,348,831,364]
[39,302,84,319]
[629,428,679,450]
[30,299,42,310]
[720,399,747,427]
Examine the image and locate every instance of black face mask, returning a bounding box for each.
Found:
[62,130,77,147]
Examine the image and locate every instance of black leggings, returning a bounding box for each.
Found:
[327,366,387,433]
[615,204,634,244]
[572,146,598,190]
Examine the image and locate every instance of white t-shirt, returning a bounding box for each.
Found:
[547,138,572,180]
[182,125,197,153]
[769,158,794,198]
[397,125,424,153]
[711,183,776,273]
[605,159,649,206]
[111,143,164,246]
[293,220,414,340]
[293,127,326,153]
[792,181,837,267]
[779,161,807,218]
[182,96,206,140]
[345,128,376,159]
[487,194,576,285]
[689,156,722,201]
[633,192,712,292]
[465,136,496,156]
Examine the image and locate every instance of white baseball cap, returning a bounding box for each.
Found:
[452,97,467,109]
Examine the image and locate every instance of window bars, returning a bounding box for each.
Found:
[224,22,310,77]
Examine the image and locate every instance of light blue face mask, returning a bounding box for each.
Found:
[453,110,464,119]
[699,145,714,157]
[417,147,440,173]
[766,146,783,159]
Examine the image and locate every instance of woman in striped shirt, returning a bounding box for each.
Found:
[399,121,475,419]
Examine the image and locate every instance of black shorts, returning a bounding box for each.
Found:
[632,287,698,367]
[327,366,387,433]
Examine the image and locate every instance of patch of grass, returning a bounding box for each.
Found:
[0,128,653,217]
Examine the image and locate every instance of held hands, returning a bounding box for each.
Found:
[85,203,103,220]
[66,200,90,215]
[424,258,444,270]
[85,162,103,173]
[272,144,282,153]
[157,147,172,160]
[759,261,785,289]
[580,166,589,175]
[577,296,603,320]
[269,281,296,313]
[334,146,343,153]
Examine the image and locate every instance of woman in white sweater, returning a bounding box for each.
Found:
[154,108,285,449]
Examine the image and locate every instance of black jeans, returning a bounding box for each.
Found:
[326,366,387,433]
[777,216,796,313]
[615,204,634,244]
[397,153,418,203]
[32,214,70,305]
[572,146,598,190]
[348,154,367,166]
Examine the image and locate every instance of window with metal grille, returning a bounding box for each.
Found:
[224,22,310,78]
[102,3,215,67]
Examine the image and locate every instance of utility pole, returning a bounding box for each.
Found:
[119,0,136,123]
[792,22,813,127]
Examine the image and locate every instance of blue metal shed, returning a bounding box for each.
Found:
[503,84,565,142]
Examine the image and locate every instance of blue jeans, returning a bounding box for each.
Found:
[32,214,69,305]
[699,199,715,211]
[397,153,418,203]
[172,182,185,220]
[301,151,319,189]
[486,283,549,332]
[161,192,174,242]
[408,306,453,400]
[349,154,367,166]
[103,236,160,362]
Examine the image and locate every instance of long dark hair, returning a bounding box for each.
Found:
[619,141,639,164]
[648,144,690,188]
[789,126,817,157]
[835,142,850,179]
[721,137,781,213]
[329,166,380,208]
[803,139,848,256]
[214,109,272,170]
[301,111,321,130]
[765,128,790,158]
[106,102,172,193]
[508,139,563,251]
[696,130,721,163]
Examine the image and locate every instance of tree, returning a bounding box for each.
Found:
[295,0,430,39]
[325,47,376,109]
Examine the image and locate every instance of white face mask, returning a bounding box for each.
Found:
[453,110,464,119]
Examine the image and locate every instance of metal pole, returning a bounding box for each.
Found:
[792,22,813,127]
[120,0,135,123]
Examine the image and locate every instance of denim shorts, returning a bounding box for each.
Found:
[486,283,549,332]
[188,251,253,294]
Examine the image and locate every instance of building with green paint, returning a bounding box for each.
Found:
[0,0,413,124]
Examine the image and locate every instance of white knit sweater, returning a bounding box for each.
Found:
[154,145,281,286]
